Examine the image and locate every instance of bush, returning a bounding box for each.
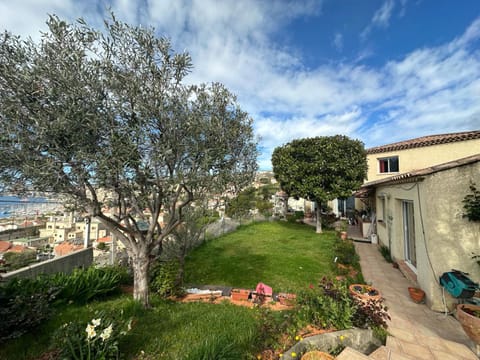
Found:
[0,277,60,341]
[150,259,184,298]
[295,277,390,334]
[286,211,304,223]
[295,278,356,330]
[333,239,359,266]
[2,250,36,270]
[352,298,391,330]
[97,242,108,251]
[52,266,124,303]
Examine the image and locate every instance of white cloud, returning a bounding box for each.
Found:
[333,32,343,51]
[372,0,395,27]
[0,1,478,170]
[361,0,395,40]
[0,0,77,40]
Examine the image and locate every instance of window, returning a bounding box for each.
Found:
[378,156,399,173]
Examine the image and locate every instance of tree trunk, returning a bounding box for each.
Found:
[315,201,323,234]
[131,248,151,308]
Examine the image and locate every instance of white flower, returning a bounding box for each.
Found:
[86,324,97,339]
[100,324,113,341]
[91,318,101,327]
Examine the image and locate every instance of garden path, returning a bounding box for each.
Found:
[351,241,478,360]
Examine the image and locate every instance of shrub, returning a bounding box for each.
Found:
[295,277,390,335]
[150,259,184,298]
[97,242,108,251]
[0,277,60,341]
[2,250,36,270]
[333,239,359,266]
[295,278,356,330]
[286,211,304,223]
[52,266,124,303]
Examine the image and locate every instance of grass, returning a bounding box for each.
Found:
[0,221,339,359]
[1,296,260,359]
[185,221,337,291]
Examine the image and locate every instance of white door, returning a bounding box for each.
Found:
[403,201,416,268]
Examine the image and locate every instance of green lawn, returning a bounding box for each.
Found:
[0,221,339,359]
[185,221,337,292]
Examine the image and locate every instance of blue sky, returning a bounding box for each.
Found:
[1,0,480,170]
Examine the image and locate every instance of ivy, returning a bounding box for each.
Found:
[463,182,480,222]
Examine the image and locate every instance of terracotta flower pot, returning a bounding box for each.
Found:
[301,350,334,360]
[349,284,382,301]
[408,287,425,303]
[231,288,250,301]
[457,303,480,344]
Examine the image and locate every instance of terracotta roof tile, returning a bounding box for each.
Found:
[54,242,83,256]
[366,130,480,154]
[8,245,29,253]
[97,236,112,243]
[0,241,12,252]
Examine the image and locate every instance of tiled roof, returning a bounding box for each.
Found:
[8,245,29,253]
[97,236,112,243]
[366,130,480,154]
[362,153,480,188]
[54,242,83,256]
[0,241,12,252]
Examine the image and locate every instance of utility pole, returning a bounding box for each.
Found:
[84,217,91,248]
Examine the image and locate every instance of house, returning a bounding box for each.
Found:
[365,130,480,182]
[39,215,109,244]
[354,130,480,238]
[359,153,480,311]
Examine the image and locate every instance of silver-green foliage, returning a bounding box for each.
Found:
[0,14,257,306]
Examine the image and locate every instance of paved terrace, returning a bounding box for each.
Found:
[346,239,478,359]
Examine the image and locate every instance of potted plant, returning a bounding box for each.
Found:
[457,304,480,344]
[408,287,425,303]
[348,284,382,301]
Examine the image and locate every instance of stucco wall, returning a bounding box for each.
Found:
[373,161,480,311]
[366,139,480,182]
[421,162,480,311]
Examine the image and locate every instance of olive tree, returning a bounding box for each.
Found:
[0,15,257,307]
[272,136,367,233]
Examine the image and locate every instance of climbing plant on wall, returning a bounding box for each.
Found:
[463,182,480,221]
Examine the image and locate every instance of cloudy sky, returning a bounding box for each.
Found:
[1,0,480,169]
